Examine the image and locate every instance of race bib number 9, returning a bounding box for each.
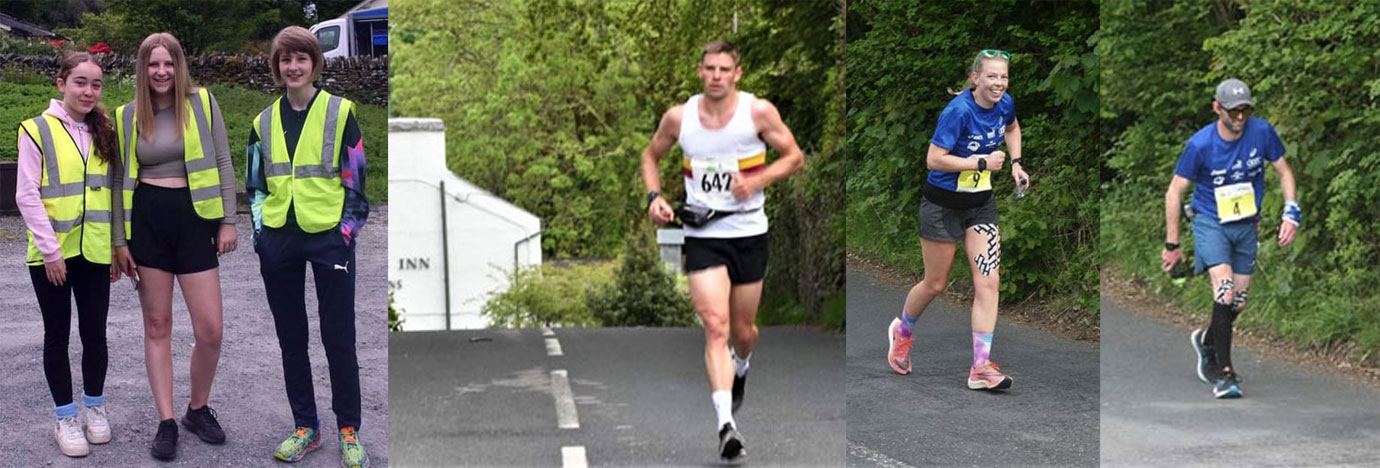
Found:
[690,158,740,205]
[957,169,992,193]
[1214,182,1257,223]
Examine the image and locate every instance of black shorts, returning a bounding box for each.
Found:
[128,183,220,274]
[683,233,769,284]
[917,193,998,242]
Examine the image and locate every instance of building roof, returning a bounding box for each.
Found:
[0,13,65,39]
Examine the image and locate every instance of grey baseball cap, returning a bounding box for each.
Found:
[1215,78,1254,109]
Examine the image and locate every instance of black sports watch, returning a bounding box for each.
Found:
[645,191,661,208]
[1011,158,1023,168]
[1165,242,1180,251]
[977,157,988,171]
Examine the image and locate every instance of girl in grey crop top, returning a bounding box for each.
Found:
[111,94,237,244]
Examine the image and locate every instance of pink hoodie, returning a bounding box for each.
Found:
[16,99,92,263]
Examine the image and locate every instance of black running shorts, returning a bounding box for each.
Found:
[683,233,769,284]
[128,183,222,275]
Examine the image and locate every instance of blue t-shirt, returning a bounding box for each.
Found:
[1173,116,1285,223]
[926,89,1017,192]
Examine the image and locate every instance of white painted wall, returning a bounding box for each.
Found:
[389,118,541,330]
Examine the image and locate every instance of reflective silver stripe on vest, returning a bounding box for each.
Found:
[84,209,111,222]
[85,174,109,188]
[295,165,340,178]
[31,117,73,200]
[259,106,293,177]
[50,215,82,233]
[186,94,217,174]
[318,95,344,171]
[120,104,137,186]
[190,185,221,202]
[123,208,133,222]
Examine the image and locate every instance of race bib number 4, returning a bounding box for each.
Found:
[957,169,992,192]
[1214,182,1257,223]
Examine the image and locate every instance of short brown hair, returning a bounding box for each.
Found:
[701,39,740,66]
[269,26,324,85]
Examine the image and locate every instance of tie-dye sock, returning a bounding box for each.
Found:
[898,310,918,338]
[972,331,994,368]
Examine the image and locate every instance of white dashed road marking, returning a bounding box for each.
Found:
[551,369,580,429]
[546,337,564,356]
[562,446,588,468]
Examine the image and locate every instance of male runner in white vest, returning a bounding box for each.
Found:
[639,39,805,461]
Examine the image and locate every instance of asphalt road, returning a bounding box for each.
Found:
[845,270,1099,467]
[389,326,845,467]
[0,209,389,467]
[1100,298,1380,466]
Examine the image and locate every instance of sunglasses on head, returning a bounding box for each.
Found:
[973,49,1011,69]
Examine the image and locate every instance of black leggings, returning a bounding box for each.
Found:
[29,256,110,407]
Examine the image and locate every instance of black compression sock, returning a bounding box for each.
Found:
[1212,302,1234,371]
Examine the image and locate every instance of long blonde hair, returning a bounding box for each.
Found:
[134,33,197,141]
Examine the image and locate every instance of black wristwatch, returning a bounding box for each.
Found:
[645,191,661,208]
[1011,158,1023,168]
[1165,242,1180,251]
[977,157,988,171]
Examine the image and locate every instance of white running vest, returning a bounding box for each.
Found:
[679,91,769,238]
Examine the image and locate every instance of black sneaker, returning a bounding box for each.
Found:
[731,374,746,413]
[150,418,178,461]
[1190,328,1219,384]
[718,422,746,460]
[182,405,226,444]
[1213,371,1243,399]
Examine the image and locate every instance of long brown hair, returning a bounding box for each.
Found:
[134,33,197,140]
[56,52,117,165]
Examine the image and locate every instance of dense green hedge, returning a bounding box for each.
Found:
[847,0,1101,314]
[1101,1,1380,359]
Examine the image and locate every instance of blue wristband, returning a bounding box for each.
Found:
[1282,201,1301,226]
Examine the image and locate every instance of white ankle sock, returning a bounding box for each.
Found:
[712,391,734,429]
[732,350,751,377]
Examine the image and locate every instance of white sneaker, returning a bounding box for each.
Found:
[82,405,111,444]
[54,416,90,457]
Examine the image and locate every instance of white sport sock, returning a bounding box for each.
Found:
[712,391,734,429]
[732,350,751,377]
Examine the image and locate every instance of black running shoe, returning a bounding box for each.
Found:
[718,422,746,460]
[731,374,746,413]
[182,405,226,444]
[1213,371,1243,399]
[150,418,178,460]
[1190,328,1219,384]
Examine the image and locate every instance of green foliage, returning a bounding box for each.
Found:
[2,79,389,202]
[388,289,403,332]
[1101,1,1380,359]
[586,226,696,327]
[394,0,844,327]
[481,260,619,328]
[58,0,313,54]
[847,0,1101,313]
[0,36,64,56]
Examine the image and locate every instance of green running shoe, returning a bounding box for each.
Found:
[339,426,370,468]
[273,426,321,462]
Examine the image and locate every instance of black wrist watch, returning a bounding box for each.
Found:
[1165,242,1180,251]
[977,157,988,171]
[645,191,661,208]
[1011,158,1023,168]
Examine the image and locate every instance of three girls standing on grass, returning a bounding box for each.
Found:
[15,26,370,467]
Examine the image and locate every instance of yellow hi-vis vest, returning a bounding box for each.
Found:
[115,88,224,239]
[17,114,114,265]
[253,91,350,233]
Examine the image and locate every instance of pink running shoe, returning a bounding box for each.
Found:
[887,318,913,375]
[968,361,1013,390]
